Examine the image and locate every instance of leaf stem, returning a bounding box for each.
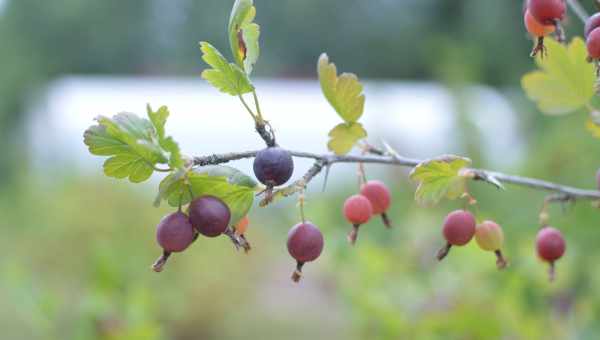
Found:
[238,94,257,120]
[252,90,264,122]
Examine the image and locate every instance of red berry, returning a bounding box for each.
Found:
[528,0,566,25]
[360,180,392,228]
[585,13,600,38]
[287,221,324,282]
[156,211,195,253]
[588,28,600,60]
[343,194,373,245]
[437,210,476,261]
[536,226,566,281]
[524,9,556,37]
[189,196,231,237]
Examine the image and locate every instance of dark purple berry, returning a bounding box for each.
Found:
[156,211,195,253]
[287,221,324,282]
[253,147,294,187]
[189,196,231,237]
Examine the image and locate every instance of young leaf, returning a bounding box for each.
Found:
[200,41,254,96]
[521,37,595,115]
[228,0,260,75]
[409,156,472,206]
[146,105,183,169]
[318,53,365,123]
[327,122,367,155]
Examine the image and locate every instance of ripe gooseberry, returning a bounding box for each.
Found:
[343,194,373,245]
[253,146,294,187]
[587,28,600,60]
[536,226,566,281]
[585,13,600,38]
[437,210,476,261]
[475,220,507,269]
[152,211,196,272]
[360,180,392,228]
[287,221,324,282]
[528,0,566,25]
[524,9,556,57]
[189,195,231,237]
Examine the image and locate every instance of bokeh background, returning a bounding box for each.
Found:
[2,1,600,339]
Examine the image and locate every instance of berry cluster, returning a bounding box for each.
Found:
[343,180,392,244]
[524,0,566,57]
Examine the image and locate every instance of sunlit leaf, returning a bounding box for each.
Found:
[228,0,260,74]
[318,53,365,123]
[200,42,254,96]
[521,37,595,115]
[327,122,367,155]
[409,156,472,206]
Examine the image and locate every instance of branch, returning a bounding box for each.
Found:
[193,149,600,202]
[566,0,590,24]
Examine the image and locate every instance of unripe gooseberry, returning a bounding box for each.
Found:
[343,194,373,245]
[524,9,556,37]
[287,221,324,282]
[536,226,566,281]
[475,220,508,269]
[360,180,393,228]
[437,210,476,261]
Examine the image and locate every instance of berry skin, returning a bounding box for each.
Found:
[253,147,294,187]
[343,194,373,245]
[287,221,324,282]
[536,226,566,281]
[528,0,566,25]
[585,13,600,38]
[156,211,195,253]
[524,10,555,37]
[360,180,392,228]
[475,220,508,269]
[437,210,476,261]
[587,28,600,60]
[189,196,231,237]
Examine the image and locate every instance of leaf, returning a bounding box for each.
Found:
[228,0,260,75]
[104,154,155,183]
[318,53,365,123]
[200,42,254,96]
[157,169,255,225]
[195,165,258,189]
[409,156,472,206]
[146,105,183,169]
[327,122,367,155]
[521,37,595,115]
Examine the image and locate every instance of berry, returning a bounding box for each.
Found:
[437,210,476,261]
[156,211,195,253]
[587,28,600,60]
[189,196,231,237]
[152,211,195,272]
[360,180,392,228]
[287,221,324,282]
[585,13,600,38]
[343,194,373,245]
[475,220,507,269]
[253,147,294,187]
[536,226,566,281]
[528,0,566,25]
[524,10,556,37]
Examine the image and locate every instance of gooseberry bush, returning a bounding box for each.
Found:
[84,0,600,283]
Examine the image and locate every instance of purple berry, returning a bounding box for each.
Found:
[253,147,294,187]
[287,221,324,282]
[189,196,231,237]
[156,211,195,253]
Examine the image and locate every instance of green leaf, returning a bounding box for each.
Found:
[104,154,155,183]
[521,37,595,115]
[195,165,258,189]
[228,0,260,75]
[157,169,255,225]
[146,105,183,169]
[409,156,472,206]
[318,53,365,123]
[327,122,367,155]
[200,41,254,96]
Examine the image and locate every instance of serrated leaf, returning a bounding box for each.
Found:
[521,37,595,115]
[327,122,367,155]
[104,154,154,183]
[318,53,365,123]
[228,0,260,75]
[200,41,254,96]
[146,105,183,169]
[409,156,472,206]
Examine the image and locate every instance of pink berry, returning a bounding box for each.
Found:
[360,180,393,228]
[587,28,600,60]
[343,194,373,245]
[437,210,476,261]
[536,226,566,281]
[528,0,566,25]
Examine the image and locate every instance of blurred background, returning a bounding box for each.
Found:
[2,0,600,339]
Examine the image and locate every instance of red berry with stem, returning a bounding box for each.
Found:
[437,210,476,261]
[528,0,566,25]
[585,13,600,38]
[287,221,324,282]
[475,220,508,269]
[536,226,566,281]
[189,195,231,237]
[360,180,392,228]
[524,9,556,57]
[152,211,196,272]
[587,28,600,60]
[343,194,373,245]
